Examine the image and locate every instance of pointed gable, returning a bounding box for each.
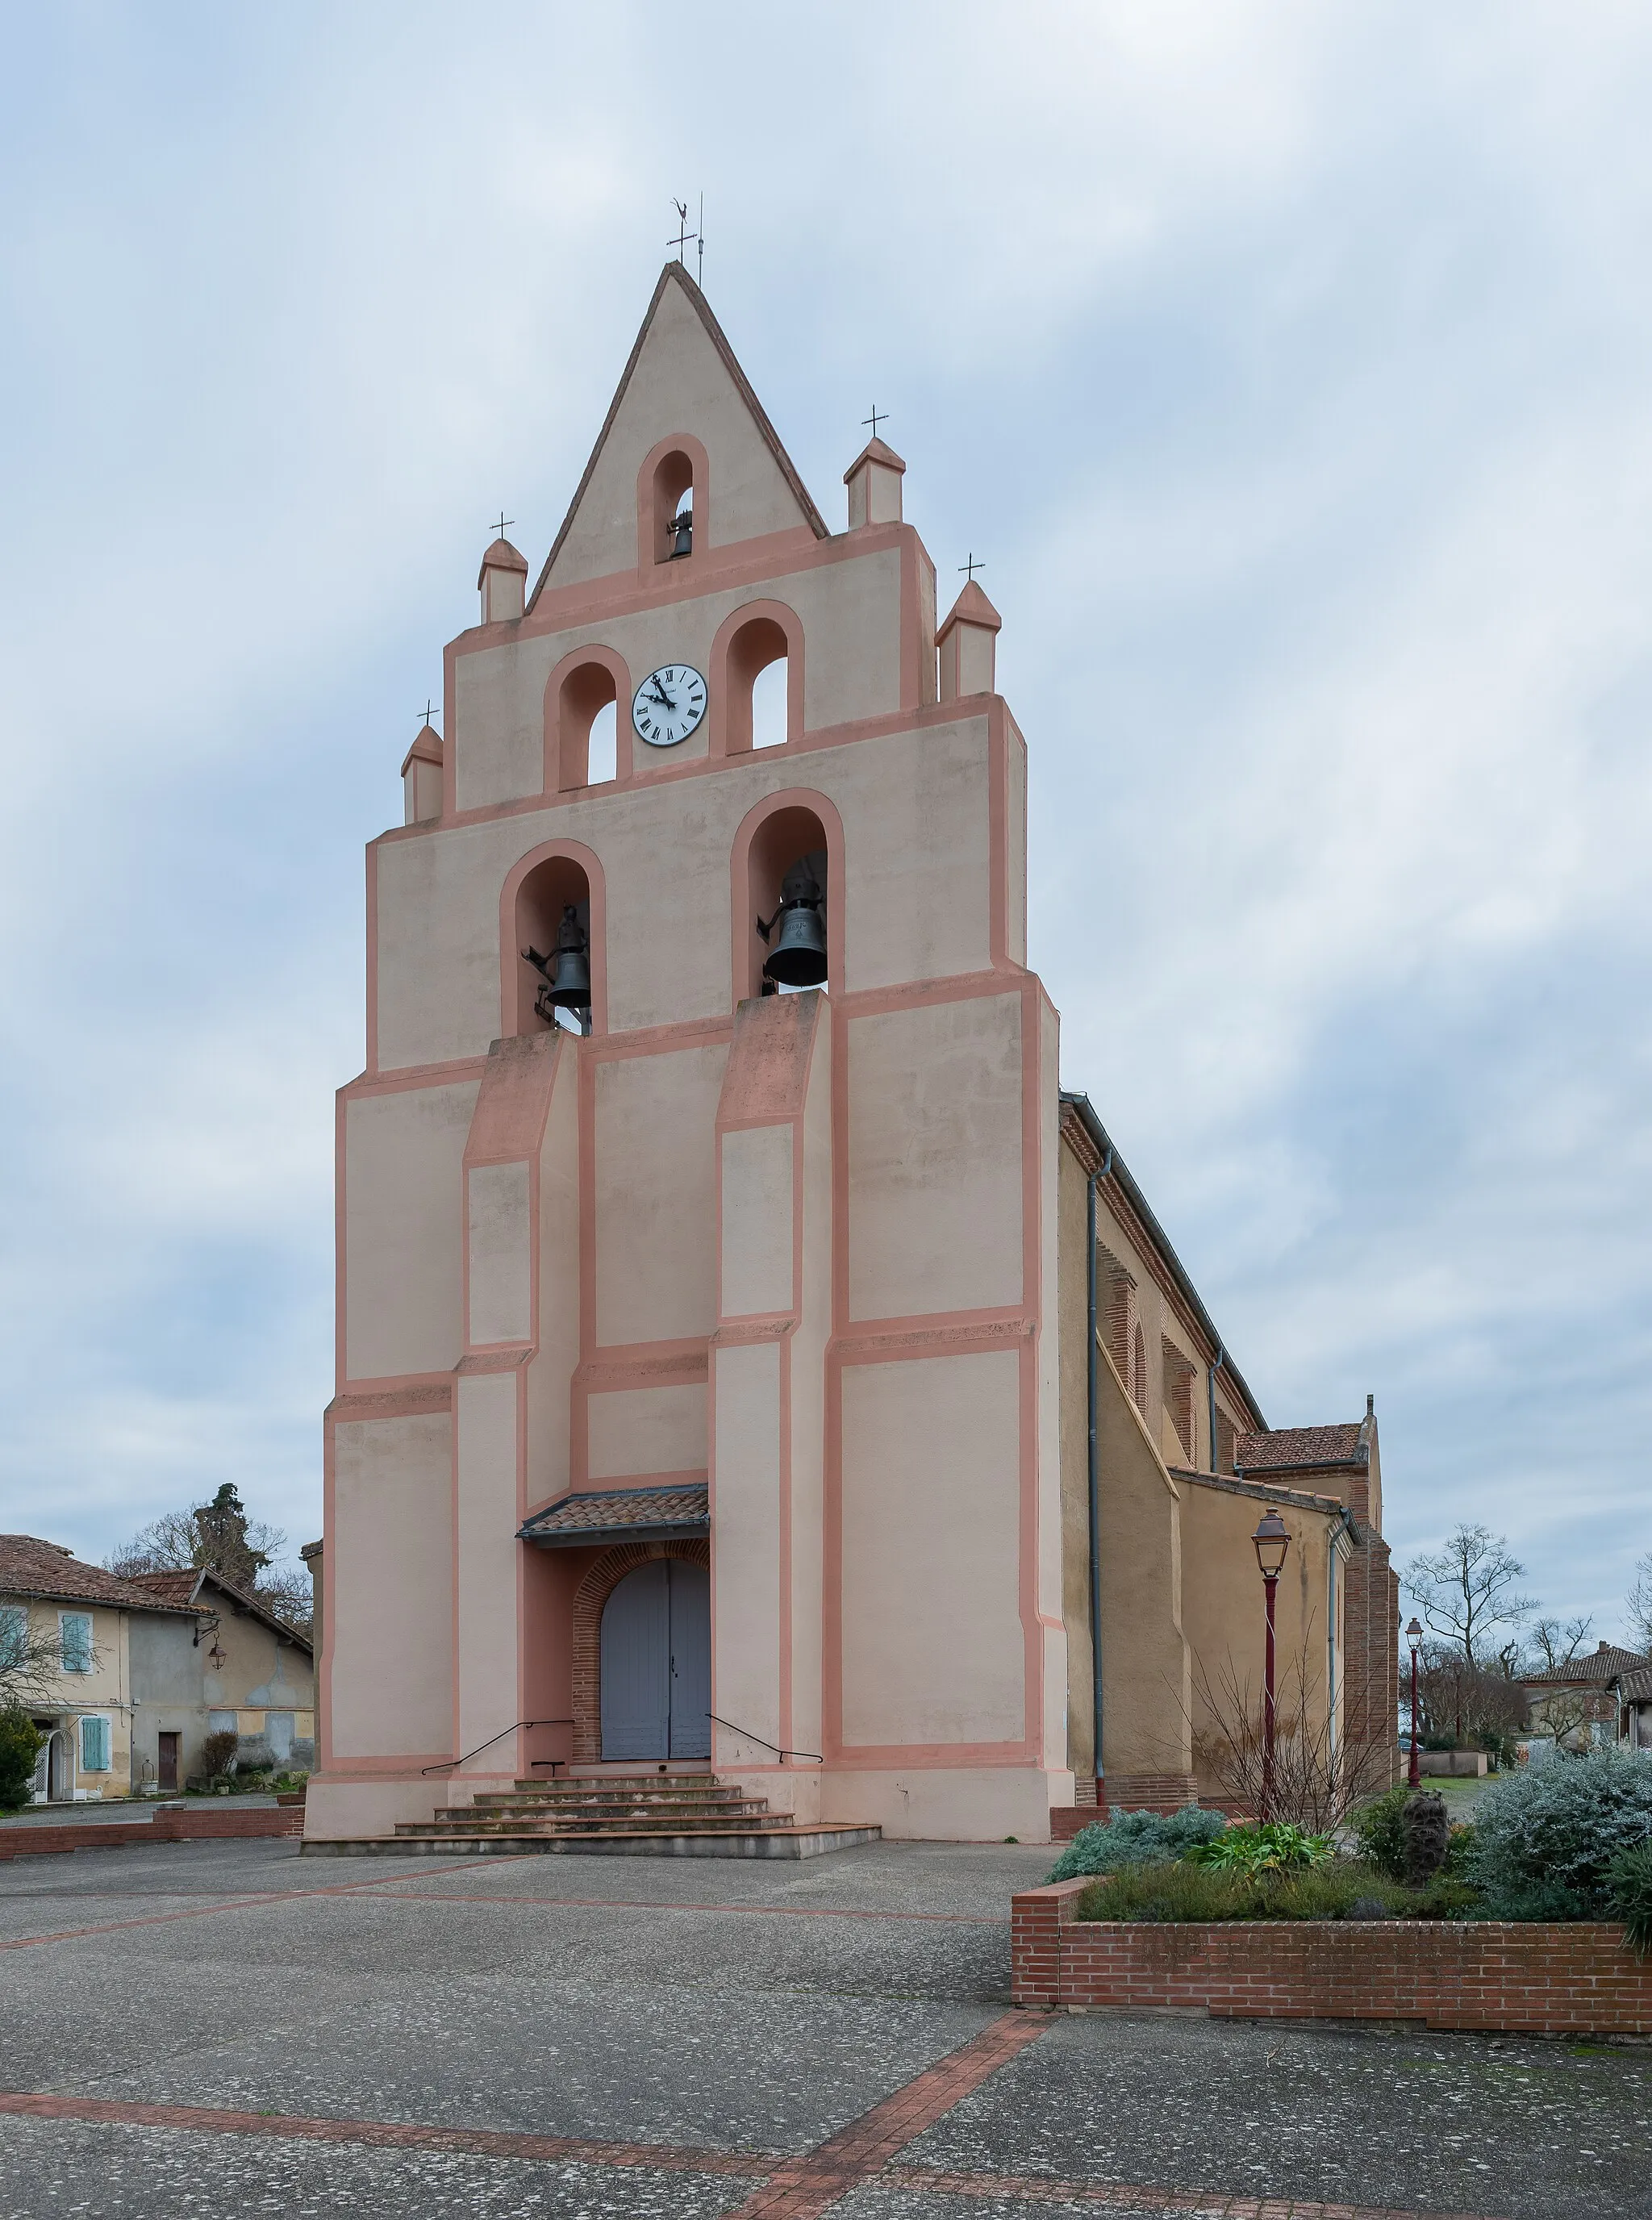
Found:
[532,263,827,601]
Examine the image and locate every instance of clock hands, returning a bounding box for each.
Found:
[647,676,678,713]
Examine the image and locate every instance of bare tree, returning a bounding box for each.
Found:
[1527,1614,1594,1673]
[1414,1641,1528,1750]
[0,1609,79,1705]
[106,1487,308,1639]
[253,1567,314,1642]
[1625,1554,1652,1657]
[1179,1632,1394,1832]
[1403,1524,1536,1671]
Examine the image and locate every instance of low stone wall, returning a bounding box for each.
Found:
[1012,1875,1652,2034]
[0,1806,304,1862]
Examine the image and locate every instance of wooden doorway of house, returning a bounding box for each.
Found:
[157,1732,180,1792]
[599,1559,711,1761]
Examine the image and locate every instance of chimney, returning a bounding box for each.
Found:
[936,579,1002,701]
[402,724,444,823]
[843,438,906,529]
[478,536,528,624]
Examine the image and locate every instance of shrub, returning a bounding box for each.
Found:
[1047,1804,1227,1882]
[1075,1859,1478,1924]
[0,1706,44,1813]
[1353,1786,1410,1880]
[1468,1745,1652,1917]
[1607,1841,1652,1955]
[198,1730,239,1782]
[1186,1821,1332,1876]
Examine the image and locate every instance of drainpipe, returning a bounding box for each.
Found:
[1087,1147,1112,1806]
[1208,1345,1224,1474]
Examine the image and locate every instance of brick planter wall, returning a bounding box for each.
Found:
[1012,1876,1652,2035]
[0,1806,304,1862]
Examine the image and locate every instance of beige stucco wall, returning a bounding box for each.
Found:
[329,1412,453,1759]
[7,1600,135,1800]
[373,711,1002,1070]
[540,272,815,591]
[455,546,904,812]
[594,1044,727,1346]
[846,994,1024,1321]
[344,1082,478,1380]
[838,1350,1025,1749]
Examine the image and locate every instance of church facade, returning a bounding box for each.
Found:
[306,265,1396,1847]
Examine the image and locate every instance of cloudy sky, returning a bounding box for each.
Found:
[2,3,1648,1638]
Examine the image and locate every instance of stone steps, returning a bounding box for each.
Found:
[299,1771,882,1861]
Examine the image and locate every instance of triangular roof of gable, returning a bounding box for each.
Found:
[529,262,828,608]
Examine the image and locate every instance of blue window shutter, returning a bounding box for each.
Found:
[0,1605,25,1673]
[80,1716,109,1771]
[60,1613,92,1674]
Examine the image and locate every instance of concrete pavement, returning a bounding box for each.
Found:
[0,1834,1646,2217]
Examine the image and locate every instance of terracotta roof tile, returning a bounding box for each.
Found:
[1616,1664,1652,1702]
[1235,1424,1366,1473]
[125,1569,204,1609]
[519,1484,709,1548]
[0,1535,198,1613]
[1523,1642,1651,1687]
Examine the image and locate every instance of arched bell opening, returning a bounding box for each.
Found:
[513,853,594,1037]
[555,663,619,792]
[652,449,695,564]
[745,803,829,1002]
[725,615,790,753]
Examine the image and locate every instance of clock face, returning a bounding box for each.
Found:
[632,664,707,749]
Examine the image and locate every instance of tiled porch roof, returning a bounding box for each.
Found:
[518,1484,710,1550]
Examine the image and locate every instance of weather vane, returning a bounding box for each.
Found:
[959,552,985,582]
[670,198,694,264]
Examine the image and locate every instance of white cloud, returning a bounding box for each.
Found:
[1,2,1650,1637]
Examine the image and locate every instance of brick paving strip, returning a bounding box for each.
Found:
[0,2014,1511,2220]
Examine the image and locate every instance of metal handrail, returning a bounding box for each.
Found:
[706,1713,821,1763]
[420,1719,573,1776]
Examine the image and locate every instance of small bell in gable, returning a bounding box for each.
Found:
[757,858,828,989]
[523,905,592,1029]
[667,505,693,558]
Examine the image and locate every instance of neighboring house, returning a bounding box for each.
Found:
[1521,1642,1652,1753]
[125,1568,315,1780]
[0,1535,198,1801]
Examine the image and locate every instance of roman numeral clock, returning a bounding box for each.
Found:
[632,663,706,748]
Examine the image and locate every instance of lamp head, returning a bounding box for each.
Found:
[1406,1617,1423,1643]
[1252,1506,1291,1579]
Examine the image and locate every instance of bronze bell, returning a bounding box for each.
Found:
[757,859,828,988]
[523,904,591,1016]
[667,506,692,558]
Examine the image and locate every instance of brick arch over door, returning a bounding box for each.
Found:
[570,1537,712,1764]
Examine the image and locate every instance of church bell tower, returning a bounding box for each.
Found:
[309,263,1070,1842]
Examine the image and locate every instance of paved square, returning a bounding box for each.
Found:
[0,1836,1646,2217]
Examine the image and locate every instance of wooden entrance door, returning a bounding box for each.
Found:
[157,1733,180,1791]
[599,1560,711,1761]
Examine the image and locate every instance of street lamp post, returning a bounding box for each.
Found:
[1406,1617,1423,1790]
[1251,1508,1291,1822]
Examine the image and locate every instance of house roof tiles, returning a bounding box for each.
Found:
[1235,1424,1366,1473]
[1523,1641,1651,1688]
[519,1484,710,1549]
[0,1535,198,1614]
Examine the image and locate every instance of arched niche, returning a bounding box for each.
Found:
[731,791,843,1006]
[544,645,631,794]
[501,841,606,1038]
[711,600,803,757]
[636,432,709,570]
